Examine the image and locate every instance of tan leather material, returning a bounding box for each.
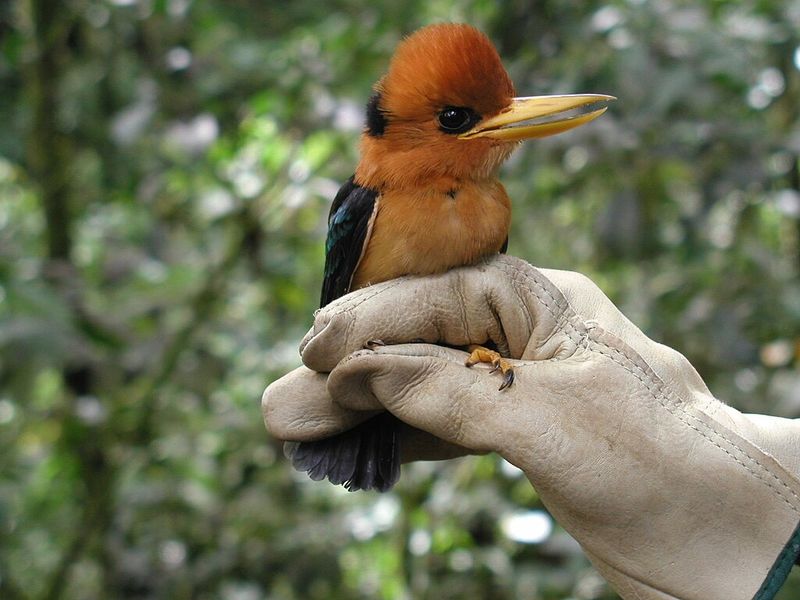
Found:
[262,255,800,599]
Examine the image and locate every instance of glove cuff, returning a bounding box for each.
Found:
[754,521,800,600]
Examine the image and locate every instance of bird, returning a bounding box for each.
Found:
[286,23,613,492]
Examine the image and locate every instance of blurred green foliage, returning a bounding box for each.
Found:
[2,0,800,598]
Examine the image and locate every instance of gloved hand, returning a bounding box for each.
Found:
[262,254,800,600]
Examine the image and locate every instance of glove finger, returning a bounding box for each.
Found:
[329,343,470,411]
[261,366,372,442]
[300,255,539,373]
[328,344,512,453]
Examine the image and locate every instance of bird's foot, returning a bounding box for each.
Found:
[465,345,514,390]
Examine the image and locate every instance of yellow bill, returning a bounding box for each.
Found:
[459,94,615,141]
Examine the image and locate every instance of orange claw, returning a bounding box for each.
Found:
[465,345,515,391]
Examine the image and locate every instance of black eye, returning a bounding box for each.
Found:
[437,106,479,134]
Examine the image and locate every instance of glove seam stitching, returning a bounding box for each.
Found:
[508,263,535,337]
[521,263,800,514]
[595,341,800,514]
[505,262,584,360]
[519,263,590,349]
[455,270,472,345]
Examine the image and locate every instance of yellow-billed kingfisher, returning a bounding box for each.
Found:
[288,23,613,492]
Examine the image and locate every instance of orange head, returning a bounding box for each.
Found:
[355,23,613,190]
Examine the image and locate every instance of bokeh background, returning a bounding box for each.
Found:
[2,0,800,598]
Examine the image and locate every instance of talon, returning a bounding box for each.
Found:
[465,344,515,390]
[364,339,386,350]
[499,368,515,391]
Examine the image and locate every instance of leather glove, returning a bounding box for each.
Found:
[262,254,800,600]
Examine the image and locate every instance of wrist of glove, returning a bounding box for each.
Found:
[263,255,800,600]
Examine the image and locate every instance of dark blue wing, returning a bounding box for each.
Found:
[292,175,397,493]
[320,176,379,307]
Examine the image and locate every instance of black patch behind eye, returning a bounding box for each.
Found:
[366,92,387,137]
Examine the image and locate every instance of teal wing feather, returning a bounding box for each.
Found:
[290,175,399,492]
[320,176,379,307]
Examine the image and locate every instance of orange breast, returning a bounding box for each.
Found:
[351,179,510,289]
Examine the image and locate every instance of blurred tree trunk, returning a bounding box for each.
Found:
[25,0,72,262]
[21,3,116,599]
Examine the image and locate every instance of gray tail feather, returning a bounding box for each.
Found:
[285,413,400,492]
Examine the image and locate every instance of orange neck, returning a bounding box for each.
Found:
[354,133,515,191]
